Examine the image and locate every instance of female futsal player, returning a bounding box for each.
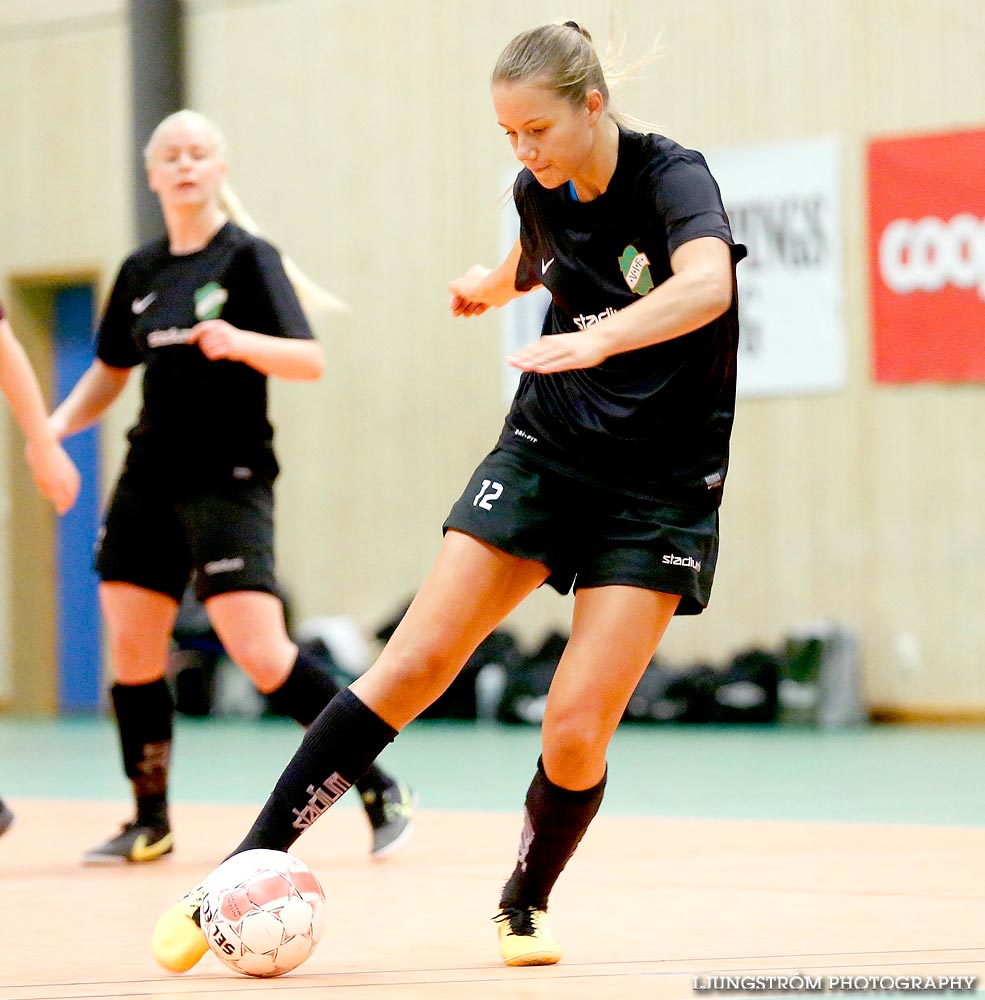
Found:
[153,21,744,969]
[0,297,81,838]
[51,110,413,866]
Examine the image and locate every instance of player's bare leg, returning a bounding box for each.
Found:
[83,583,179,865]
[497,586,679,965]
[153,532,548,973]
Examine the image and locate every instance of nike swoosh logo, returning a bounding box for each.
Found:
[130,831,174,862]
[541,258,555,275]
[132,292,157,315]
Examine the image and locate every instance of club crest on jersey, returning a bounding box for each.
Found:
[619,245,654,296]
[194,282,229,320]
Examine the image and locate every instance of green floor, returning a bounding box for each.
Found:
[1,715,984,826]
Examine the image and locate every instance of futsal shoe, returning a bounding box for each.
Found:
[151,883,209,973]
[0,798,14,838]
[82,820,174,865]
[361,778,416,858]
[496,906,562,966]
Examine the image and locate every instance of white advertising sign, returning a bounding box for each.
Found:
[709,135,846,397]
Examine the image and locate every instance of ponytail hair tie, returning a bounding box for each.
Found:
[562,20,592,41]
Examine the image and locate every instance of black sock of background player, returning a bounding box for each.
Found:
[229,688,397,856]
[265,647,396,797]
[499,756,607,911]
[110,679,173,829]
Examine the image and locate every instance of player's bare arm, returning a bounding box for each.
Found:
[188,319,325,380]
[49,360,131,439]
[449,238,535,317]
[0,317,81,513]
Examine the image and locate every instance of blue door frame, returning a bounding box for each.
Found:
[53,287,102,712]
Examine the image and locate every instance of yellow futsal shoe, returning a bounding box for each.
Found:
[495,906,562,966]
[82,820,173,864]
[151,883,209,973]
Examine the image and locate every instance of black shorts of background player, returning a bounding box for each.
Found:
[50,110,413,866]
[0,796,12,838]
[0,299,81,842]
[152,22,745,972]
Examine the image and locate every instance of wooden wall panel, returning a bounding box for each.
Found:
[0,3,132,706]
[183,0,985,710]
[184,0,609,628]
[0,0,980,711]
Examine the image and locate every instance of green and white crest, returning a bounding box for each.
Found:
[194,282,229,320]
[618,245,654,296]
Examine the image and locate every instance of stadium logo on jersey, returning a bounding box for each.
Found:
[573,306,618,330]
[147,327,193,348]
[619,245,654,296]
[194,282,229,320]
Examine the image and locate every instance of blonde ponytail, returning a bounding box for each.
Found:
[219,183,350,317]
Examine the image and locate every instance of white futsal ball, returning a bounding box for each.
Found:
[200,849,326,977]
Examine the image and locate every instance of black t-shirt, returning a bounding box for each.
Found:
[501,128,746,508]
[97,222,314,486]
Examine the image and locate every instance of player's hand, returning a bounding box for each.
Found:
[507,331,608,373]
[189,320,246,362]
[25,438,81,514]
[449,265,493,317]
[48,411,69,442]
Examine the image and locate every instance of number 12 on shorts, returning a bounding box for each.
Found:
[473,479,503,510]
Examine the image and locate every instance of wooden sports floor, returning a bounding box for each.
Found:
[1,718,984,999]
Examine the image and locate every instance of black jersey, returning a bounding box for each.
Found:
[501,129,746,508]
[97,222,314,486]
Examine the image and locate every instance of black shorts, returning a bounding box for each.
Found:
[443,447,720,615]
[95,465,278,602]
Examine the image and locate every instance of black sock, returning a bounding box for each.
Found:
[265,646,341,726]
[110,679,173,828]
[230,688,398,856]
[265,647,396,798]
[353,763,394,798]
[499,756,607,911]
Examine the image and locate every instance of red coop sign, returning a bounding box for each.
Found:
[867,128,985,382]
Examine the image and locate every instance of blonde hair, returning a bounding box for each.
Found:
[492,21,657,133]
[143,109,227,167]
[145,109,349,317]
[218,183,350,316]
